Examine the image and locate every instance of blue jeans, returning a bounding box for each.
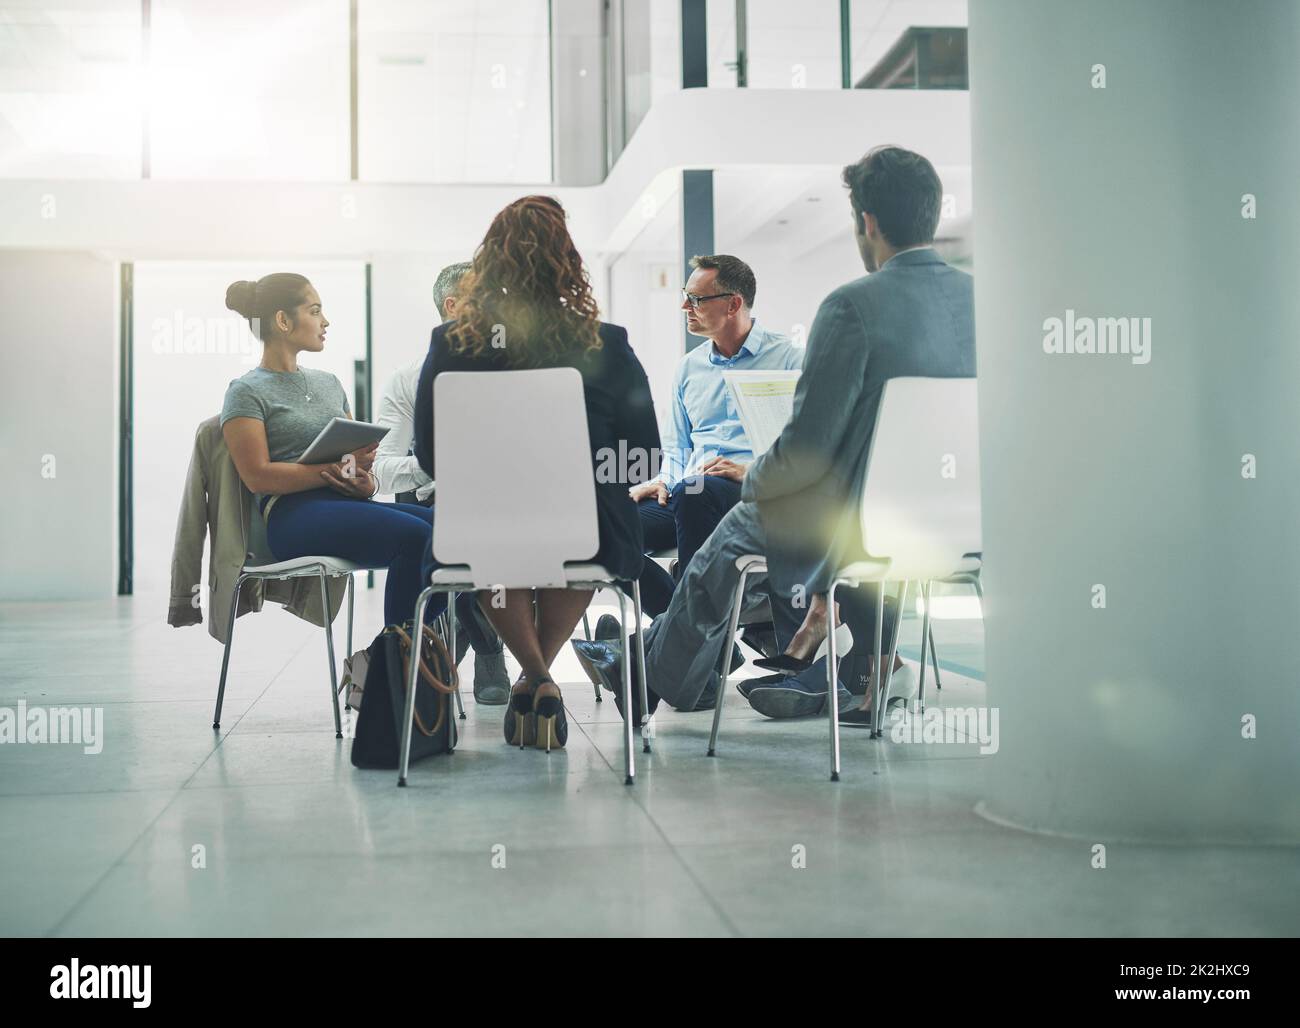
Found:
[636,475,742,617]
[266,488,443,627]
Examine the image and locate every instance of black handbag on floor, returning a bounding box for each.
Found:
[351,622,458,769]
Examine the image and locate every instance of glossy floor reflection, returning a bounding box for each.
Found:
[0,589,1295,937]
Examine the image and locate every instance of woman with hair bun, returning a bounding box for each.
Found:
[220,273,437,627]
[413,195,661,751]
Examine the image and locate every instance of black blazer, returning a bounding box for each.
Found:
[414,320,660,581]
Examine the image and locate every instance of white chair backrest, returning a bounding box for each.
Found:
[432,368,600,588]
[859,377,981,581]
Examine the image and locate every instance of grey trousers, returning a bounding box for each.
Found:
[642,500,776,711]
[640,498,897,708]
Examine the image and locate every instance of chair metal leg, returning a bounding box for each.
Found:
[616,589,635,785]
[346,573,355,658]
[870,580,887,738]
[213,573,250,730]
[630,580,651,753]
[444,595,465,732]
[582,606,601,701]
[875,580,909,736]
[925,574,980,694]
[446,590,456,661]
[443,602,464,719]
[929,619,942,691]
[319,570,343,739]
[826,578,843,781]
[917,580,933,713]
[707,565,751,758]
[399,586,436,786]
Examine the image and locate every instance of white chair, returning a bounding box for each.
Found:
[706,379,980,776]
[822,377,981,779]
[915,554,982,711]
[706,554,768,756]
[211,506,382,738]
[651,546,680,577]
[705,556,848,757]
[397,368,651,787]
[579,547,675,706]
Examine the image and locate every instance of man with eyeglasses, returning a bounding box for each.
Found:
[625,254,803,620]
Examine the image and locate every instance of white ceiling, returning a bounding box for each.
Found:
[621,161,972,267]
[714,162,971,260]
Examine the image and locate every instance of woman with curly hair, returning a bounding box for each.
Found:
[413,195,660,751]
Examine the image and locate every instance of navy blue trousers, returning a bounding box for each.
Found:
[636,475,742,618]
[266,488,443,627]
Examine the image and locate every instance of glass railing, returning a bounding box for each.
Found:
[609,0,969,163]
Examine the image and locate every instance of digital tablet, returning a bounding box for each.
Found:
[296,418,390,464]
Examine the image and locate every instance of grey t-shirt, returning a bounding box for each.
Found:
[220,367,351,463]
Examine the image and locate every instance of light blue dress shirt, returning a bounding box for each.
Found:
[655,320,804,489]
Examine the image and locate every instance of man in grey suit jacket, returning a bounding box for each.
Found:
[574,145,976,721]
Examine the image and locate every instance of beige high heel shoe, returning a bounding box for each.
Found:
[504,677,536,748]
[532,679,567,752]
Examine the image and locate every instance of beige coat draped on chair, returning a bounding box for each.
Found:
[167,415,347,644]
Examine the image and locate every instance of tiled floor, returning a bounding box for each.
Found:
[1,589,1296,937]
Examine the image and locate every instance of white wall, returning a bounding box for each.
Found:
[551,0,606,185]
[369,253,462,435]
[368,249,612,464]
[609,246,682,430]
[738,236,865,348]
[131,261,367,597]
[0,250,117,599]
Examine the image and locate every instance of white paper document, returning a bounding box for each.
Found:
[722,369,801,456]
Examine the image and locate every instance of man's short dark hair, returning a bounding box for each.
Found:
[841,146,942,249]
[688,254,757,309]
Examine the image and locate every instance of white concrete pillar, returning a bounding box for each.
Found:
[969,0,1300,842]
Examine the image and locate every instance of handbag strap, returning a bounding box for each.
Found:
[419,622,460,692]
[390,625,456,738]
[390,624,458,695]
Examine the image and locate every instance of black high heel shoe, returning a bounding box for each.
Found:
[752,622,848,674]
[752,653,814,674]
[504,678,536,748]
[532,679,567,752]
